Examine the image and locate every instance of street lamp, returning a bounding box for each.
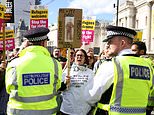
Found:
[114,0,119,26]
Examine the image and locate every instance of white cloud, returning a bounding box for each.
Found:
[68,0,116,16]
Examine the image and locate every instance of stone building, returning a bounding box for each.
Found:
[82,20,111,54]
[8,0,35,48]
[15,19,28,47]
[113,0,154,52]
[13,0,35,32]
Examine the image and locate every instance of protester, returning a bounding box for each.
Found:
[60,49,94,115]
[52,47,67,69]
[0,54,8,115]
[93,43,112,74]
[131,41,147,56]
[87,47,94,55]
[87,52,95,70]
[84,25,154,115]
[5,27,62,115]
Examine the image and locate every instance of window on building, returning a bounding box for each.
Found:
[145,16,147,26]
[125,17,127,27]
[136,20,139,28]
[94,47,100,55]
[119,19,121,26]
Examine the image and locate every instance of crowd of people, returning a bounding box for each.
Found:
[0,25,154,115]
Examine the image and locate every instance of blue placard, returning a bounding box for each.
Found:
[22,73,50,86]
[129,65,150,80]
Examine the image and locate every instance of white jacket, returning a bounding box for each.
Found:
[60,63,94,115]
[84,49,134,105]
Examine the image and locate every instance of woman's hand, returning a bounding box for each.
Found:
[0,61,7,70]
[65,75,70,85]
[65,75,70,90]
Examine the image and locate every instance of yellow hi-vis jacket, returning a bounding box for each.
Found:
[5,46,62,115]
[147,58,154,108]
[97,56,154,115]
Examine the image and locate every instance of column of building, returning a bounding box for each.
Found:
[147,1,153,52]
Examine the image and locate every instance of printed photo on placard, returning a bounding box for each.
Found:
[65,16,74,42]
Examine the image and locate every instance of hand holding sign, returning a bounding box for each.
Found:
[58,8,82,89]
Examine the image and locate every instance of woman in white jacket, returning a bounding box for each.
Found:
[60,49,94,115]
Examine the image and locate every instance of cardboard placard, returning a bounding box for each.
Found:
[58,8,82,48]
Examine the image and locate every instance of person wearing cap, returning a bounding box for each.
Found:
[84,25,154,115]
[5,27,62,115]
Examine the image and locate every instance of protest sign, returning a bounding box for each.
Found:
[30,5,48,29]
[82,16,96,44]
[58,8,82,48]
[0,29,15,50]
[4,0,14,23]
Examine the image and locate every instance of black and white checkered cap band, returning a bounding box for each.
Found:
[107,31,134,39]
[28,35,48,42]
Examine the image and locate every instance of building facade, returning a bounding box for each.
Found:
[13,0,35,31]
[8,0,35,48]
[114,0,154,52]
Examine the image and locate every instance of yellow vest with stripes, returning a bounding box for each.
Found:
[97,56,153,115]
[6,46,62,115]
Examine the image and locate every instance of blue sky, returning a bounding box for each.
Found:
[41,0,118,25]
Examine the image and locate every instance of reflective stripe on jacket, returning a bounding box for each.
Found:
[5,46,62,115]
[97,56,153,115]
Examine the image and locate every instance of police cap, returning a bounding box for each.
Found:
[23,27,50,42]
[103,25,137,42]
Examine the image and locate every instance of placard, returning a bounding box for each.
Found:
[4,0,14,23]
[58,8,82,48]
[82,16,96,43]
[0,30,15,50]
[30,5,48,29]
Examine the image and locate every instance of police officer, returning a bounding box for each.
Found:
[84,25,154,115]
[5,27,62,115]
[131,42,154,115]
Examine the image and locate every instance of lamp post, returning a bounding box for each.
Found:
[116,0,119,26]
[114,0,119,26]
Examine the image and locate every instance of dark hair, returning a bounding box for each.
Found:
[53,47,60,50]
[68,48,75,52]
[132,41,147,55]
[75,49,89,65]
[30,41,42,45]
[15,47,20,52]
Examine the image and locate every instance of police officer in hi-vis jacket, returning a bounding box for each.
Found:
[5,27,62,115]
[84,25,154,115]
